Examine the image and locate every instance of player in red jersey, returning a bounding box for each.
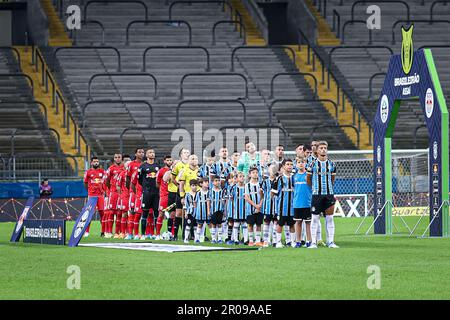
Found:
[83,156,106,237]
[125,148,145,240]
[105,153,124,239]
[117,155,131,238]
[155,155,173,239]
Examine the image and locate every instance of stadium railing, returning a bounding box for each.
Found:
[168,0,233,20]
[53,46,121,72]
[351,0,410,22]
[269,72,318,99]
[268,98,338,126]
[4,127,62,155]
[418,44,450,51]
[230,45,297,72]
[125,20,192,46]
[175,99,247,127]
[327,46,393,90]
[310,124,360,148]
[142,46,211,72]
[392,20,450,44]
[87,72,158,100]
[368,72,387,99]
[430,0,450,21]
[342,20,373,44]
[297,28,373,144]
[82,99,154,129]
[0,73,33,96]
[84,0,148,21]
[212,20,246,45]
[0,101,48,126]
[219,125,288,148]
[179,73,248,99]
[71,20,105,46]
[414,124,427,148]
[332,9,341,38]
[0,46,21,71]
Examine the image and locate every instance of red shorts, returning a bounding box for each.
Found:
[134,193,143,214]
[107,192,120,210]
[92,195,105,211]
[159,195,168,212]
[120,192,130,212]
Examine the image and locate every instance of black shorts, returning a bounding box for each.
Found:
[246,212,263,225]
[264,214,276,223]
[228,218,245,223]
[175,191,183,209]
[211,211,224,225]
[168,191,177,211]
[294,208,312,221]
[277,215,295,227]
[311,195,336,215]
[142,191,159,214]
[197,219,210,225]
[185,213,196,227]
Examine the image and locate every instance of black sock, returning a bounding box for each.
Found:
[174,217,182,238]
[141,211,148,235]
[227,224,233,240]
[167,217,173,233]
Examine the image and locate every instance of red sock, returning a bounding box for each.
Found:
[121,212,128,234]
[171,217,176,236]
[127,214,134,235]
[86,223,90,233]
[115,212,122,234]
[134,213,142,236]
[145,213,154,236]
[99,211,105,233]
[156,216,163,235]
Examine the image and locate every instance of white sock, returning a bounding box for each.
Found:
[325,215,335,244]
[217,226,223,241]
[200,223,206,241]
[272,222,277,243]
[311,215,320,244]
[317,219,322,241]
[276,232,282,244]
[269,221,273,242]
[211,227,217,242]
[242,222,248,242]
[222,223,227,240]
[184,226,191,241]
[283,225,291,243]
[233,222,240,242]
[290,232,296,244]
[301,221,306,241]
[195,225,201,242]
[248,230,254,243]
[263,224,269,243]
[255,230,261,243]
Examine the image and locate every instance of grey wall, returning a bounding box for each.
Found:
[0,11,12,46]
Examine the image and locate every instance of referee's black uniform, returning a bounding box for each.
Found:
[138,161,160,234]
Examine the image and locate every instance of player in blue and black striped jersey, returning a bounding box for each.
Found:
[261,164,278,247]
[183,179,198,244]
[244,166,264,247]
[194,178,211,244]
[224,173,236,244]
[211,147,233,188]
[209,175,225,244]
[272,159,297,248]
[231,171,247,245]
[199,156,214,188]
[306,141,339,249]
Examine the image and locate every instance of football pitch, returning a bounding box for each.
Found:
[1,217,450,300]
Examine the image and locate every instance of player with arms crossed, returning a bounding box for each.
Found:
[83,156,106,237]
[306,141,339,249]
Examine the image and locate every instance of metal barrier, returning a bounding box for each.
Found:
[175,99,247,127]
[218,125,288,148]
[168,1,233,20]
[230,45,297,72]
[119,126,176,154]
[53,46,122,72]
[351,1,410,21]
[212,20,246,45]
[269,72,318,99]
[87,72,158,100]
[368,72,387,98]
[142,46,210,72]
[430,0,450,21]
[332,9,341,38]
[125,20,192,45]
[414,124,427,148]
[72,20,106,45]
[310,124,360,148]
[418,44,450,50]
[5,127,62,156]
[0,101,48,126]
[0,73,34,96]
[0,46,21,71]
[269,98,339,126]
[342,20,373,44]
[179,73,248,99]
[392,20,450,44]
[84,0,148,21]
[82,99,154,128]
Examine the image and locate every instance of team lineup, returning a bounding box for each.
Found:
[82,140,339,249]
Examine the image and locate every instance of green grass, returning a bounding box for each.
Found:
[1,217,450,300]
